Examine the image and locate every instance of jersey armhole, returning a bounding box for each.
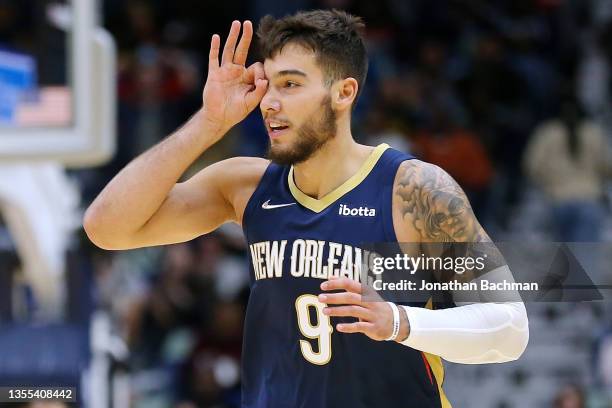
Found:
[382,157,415,243]
[240,161,275,229]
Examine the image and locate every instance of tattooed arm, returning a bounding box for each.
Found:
[320,159,528,362]
[392,159,488,243]
[392,159,505,282]
[388,160,529,363]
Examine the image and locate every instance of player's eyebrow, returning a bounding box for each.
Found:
[273,69,307,79]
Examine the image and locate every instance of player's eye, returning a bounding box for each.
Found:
[284,81,299,88]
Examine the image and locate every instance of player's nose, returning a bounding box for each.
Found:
[260,90,281,113]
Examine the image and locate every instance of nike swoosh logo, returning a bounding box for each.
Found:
[262,199,296,210]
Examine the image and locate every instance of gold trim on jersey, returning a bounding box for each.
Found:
[423,298,452,408]
[287,143,390,213]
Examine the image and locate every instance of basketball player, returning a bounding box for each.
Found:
[84,10,529,407]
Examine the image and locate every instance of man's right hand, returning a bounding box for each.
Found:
[202,20,268,140]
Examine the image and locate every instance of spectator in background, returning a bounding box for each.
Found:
[178,301,244,407]
[593,329,612,392]
[128,242,215,368]
[579,21,612,131]
[523,98,612,241]
[552,383,586,408]
[457,32,534,225]
[412,104,494,221]
[122,234,247,406]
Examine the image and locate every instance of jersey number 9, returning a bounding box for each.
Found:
[295,294,333,365]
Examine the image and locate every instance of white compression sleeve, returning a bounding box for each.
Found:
[398,264,529,364]
[399,302,529,364]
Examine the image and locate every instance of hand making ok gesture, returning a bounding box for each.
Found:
[202,20,268,138]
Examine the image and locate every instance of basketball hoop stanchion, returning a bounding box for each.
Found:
[0,163,79,320]
[0,1,118,405]
[0,0,116,318]
[72,27,117,167]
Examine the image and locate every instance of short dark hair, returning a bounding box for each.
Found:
[257,9,368,104]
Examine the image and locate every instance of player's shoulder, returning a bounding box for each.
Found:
[392,158,488,242]
[224,155,270,171]
[217,155,270,171]
[393,158,458,192]
[210,156,271,188]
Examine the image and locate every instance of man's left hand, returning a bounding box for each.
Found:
[318,277,410,342]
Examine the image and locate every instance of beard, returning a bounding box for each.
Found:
[267,95,337,166]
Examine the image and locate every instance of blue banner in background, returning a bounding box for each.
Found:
[0,49,37,124]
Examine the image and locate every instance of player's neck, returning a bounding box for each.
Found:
[292,129,373,200]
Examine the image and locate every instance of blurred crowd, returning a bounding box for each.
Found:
[2,0,612,407]
[90,228,249,406]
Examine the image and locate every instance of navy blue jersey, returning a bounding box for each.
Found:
[241,144,451,408]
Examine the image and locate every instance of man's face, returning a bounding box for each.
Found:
[260,44,337,165]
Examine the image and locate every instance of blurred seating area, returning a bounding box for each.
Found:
[1,0,612,407]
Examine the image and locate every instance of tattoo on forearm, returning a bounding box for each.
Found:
[395,161,486,242]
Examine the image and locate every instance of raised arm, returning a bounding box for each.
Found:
[83,20,269,250]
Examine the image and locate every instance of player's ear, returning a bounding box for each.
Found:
[332,77,358,112]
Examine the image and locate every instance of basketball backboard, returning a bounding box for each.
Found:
[0,0,115,167]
